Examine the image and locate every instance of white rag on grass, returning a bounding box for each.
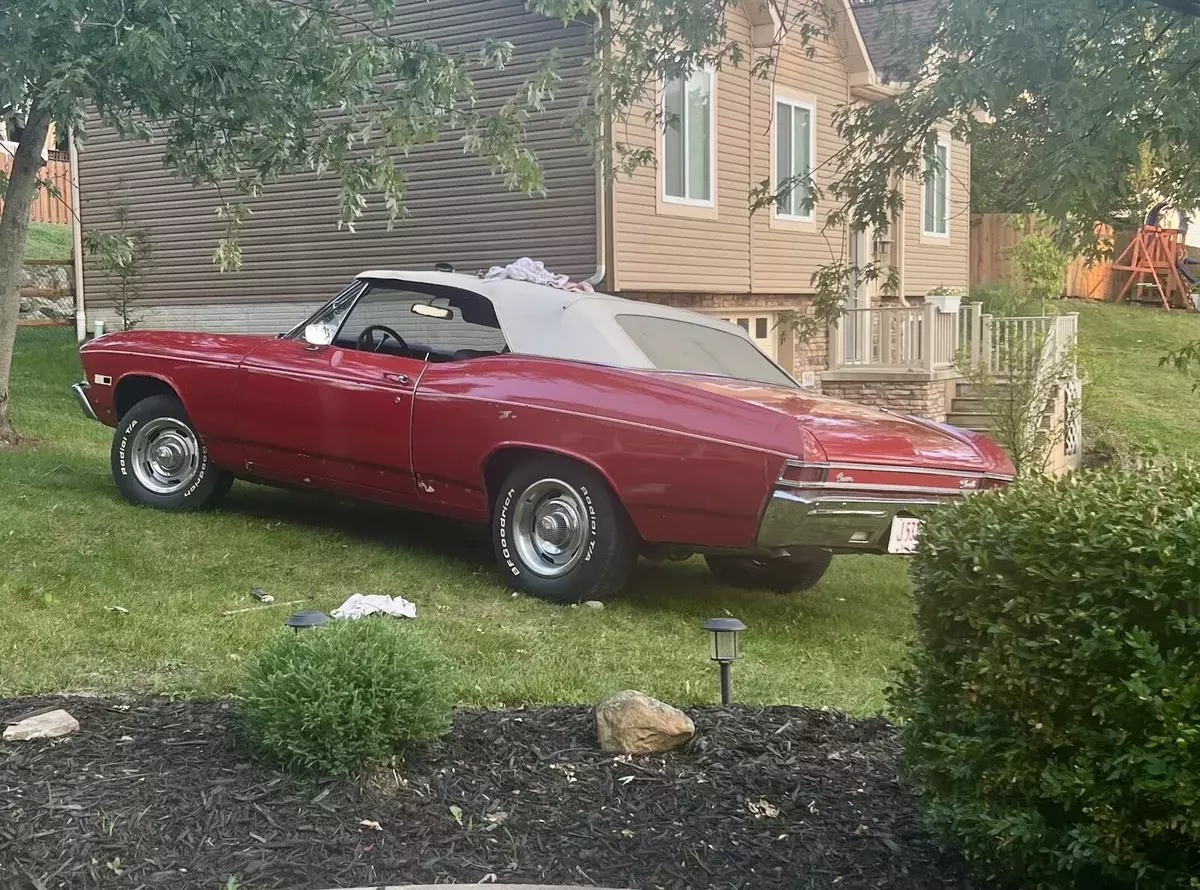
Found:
[331,593,417,620]
[484,257,595,293]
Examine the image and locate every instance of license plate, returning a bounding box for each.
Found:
[887,517,921,554]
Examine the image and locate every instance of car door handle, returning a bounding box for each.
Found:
[383,373,412,386]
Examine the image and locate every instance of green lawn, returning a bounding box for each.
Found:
[1074,299,1200,454]
[0,326,914,712]
[24,222,73,261]
[6,300,1188,710]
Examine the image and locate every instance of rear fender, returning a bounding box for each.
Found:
[481,443,628,523]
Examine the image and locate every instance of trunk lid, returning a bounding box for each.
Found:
[654,373,986,469]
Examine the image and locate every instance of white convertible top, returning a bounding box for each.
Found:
[355,269,756,369]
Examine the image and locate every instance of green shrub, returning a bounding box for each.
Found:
[892,465,1200,889]
[241,619,452,775]
[1005,233,1067,311]
[969,283,1045,319]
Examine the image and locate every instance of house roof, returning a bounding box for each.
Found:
[848,0,941,83]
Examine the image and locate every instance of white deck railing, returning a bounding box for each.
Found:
[829,303,961,371]
[829,302,1078,377]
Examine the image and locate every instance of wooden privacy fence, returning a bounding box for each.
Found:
[970,213,1117,300]
[0,153,72,226]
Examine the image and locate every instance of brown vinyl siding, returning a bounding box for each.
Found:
[610,5,753,293]
[79,0,597,317]
[904,137,971,295]
[749,26,853,292]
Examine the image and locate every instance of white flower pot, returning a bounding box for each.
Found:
[928,293,962,314]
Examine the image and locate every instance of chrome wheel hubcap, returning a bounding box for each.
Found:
[512,478,589,578]
[130,417,201,496]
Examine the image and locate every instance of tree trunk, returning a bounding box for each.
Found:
[0,103,54,447]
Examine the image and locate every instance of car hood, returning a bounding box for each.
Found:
[82,330,273,364]
[652,373,988,469]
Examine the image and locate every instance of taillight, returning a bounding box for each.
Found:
[980,475,1012,490]
[780,463,826,485]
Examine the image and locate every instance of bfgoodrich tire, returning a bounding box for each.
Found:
[493,456,637,604]
[111,395,232,510]
[705,550,833,593]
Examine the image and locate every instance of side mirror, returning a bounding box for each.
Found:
[304,323,335,346]
[412,302,453,320]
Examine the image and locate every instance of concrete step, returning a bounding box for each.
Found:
[945,414,993,432]
[947,412,1053,433]
[955,381,1016,399]
[949,397,988,413]
[946,407,993,421]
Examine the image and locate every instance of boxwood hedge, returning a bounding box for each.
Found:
[242,619,452,775]
[892,464,1200,889]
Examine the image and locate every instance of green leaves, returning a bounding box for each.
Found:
[241,620,453,776]
[4,0,571,269]
[893,465,1200,888]
[1005,235,1068,305]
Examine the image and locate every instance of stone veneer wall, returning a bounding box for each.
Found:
[618,292,828,380]
[819,375,950,422]
[18,262,75,323]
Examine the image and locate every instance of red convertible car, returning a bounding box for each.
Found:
[74,269,1013,602]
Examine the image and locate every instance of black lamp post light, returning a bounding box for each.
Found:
[284,610,330,632]
[702,617,746,705]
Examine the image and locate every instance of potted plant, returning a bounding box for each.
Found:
[926,285,963,314]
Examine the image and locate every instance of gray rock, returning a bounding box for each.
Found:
[582,600,605,611]
[20,263,71,291]
[3,709,80,741]
[595,690,694,754]
[17,293,74,321]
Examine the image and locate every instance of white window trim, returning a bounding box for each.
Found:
[701,309,779,361]
[921,134,951,239]
[659,68,717,209]
[771,95,817,223]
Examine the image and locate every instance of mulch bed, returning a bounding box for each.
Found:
[0,697,976,890]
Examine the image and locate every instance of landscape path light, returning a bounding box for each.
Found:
[702,617,746,705]
[284,610,329,633]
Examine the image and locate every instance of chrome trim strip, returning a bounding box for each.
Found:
[71,382,99,423]
[786,458,1011,482]
[777,480,975,497]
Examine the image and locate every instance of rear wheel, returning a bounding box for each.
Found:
[492,456,637,604]
[111,395,233,510]
[705,550,833,593]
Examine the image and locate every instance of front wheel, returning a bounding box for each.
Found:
[493,456,637,604]
[705,550,833,593]
[111,395,233,510]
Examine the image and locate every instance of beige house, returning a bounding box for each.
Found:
[609,0,970,397]
[77,0,971,418]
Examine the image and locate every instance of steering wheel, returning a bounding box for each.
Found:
[357,324,409,355]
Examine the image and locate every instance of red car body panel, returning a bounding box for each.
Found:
[78,324,1015,553]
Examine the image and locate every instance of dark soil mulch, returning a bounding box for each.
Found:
[0,697,975,890]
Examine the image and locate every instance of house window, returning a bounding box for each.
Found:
[774,98,815,220]
[923,136,950,237]
[662,69,714,205]
[711,312,777,360]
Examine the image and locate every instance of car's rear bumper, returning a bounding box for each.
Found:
[756,488,945,553]
[71,382,100,423]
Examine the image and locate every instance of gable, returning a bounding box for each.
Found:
[848,0,941,83]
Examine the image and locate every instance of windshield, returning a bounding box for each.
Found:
[614,314,797,388]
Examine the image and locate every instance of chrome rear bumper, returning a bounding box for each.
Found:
[756,488,944,553]
[71,382,99,422]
